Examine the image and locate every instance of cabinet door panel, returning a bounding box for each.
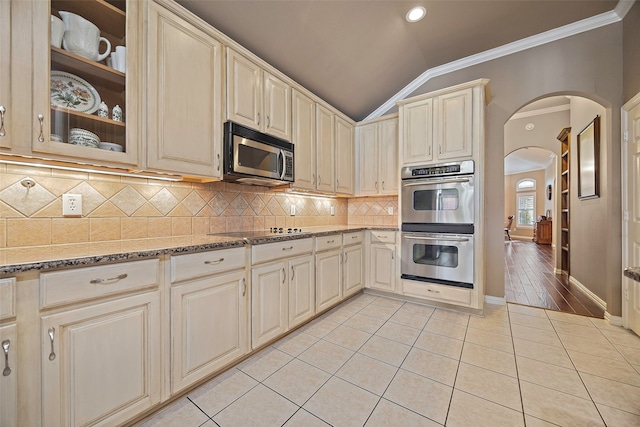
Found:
[335,116,354,195]
[292,90,316,190]
[379,118,399,195]
[147,3,222,176]
[436,88,472,160]
[171,270,247,393]
[343,245,363,297]
[0,323,17,427]
[264,72,290,140]
[41,292,160,427]
[0,0,11,150]
[251,262,287,348]
[370,244,396,292]
[316,249,342,312]
[288,255,315,328]
[358,122,378,195]
[227,49,261,128]
[403,99,433,164]
[316,104,335,192]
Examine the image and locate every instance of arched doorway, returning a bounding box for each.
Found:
[503,96,605,317]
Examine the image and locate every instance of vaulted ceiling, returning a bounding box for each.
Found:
[176,0,619,121]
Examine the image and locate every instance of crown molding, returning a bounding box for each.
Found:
[509,104,570,121]
[365,4,628,121]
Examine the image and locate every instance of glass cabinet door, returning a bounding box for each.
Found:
[32,0,139,166]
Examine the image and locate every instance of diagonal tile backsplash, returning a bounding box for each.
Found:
[0,164,397,250]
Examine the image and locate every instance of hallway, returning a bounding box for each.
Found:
[504,240,605,318]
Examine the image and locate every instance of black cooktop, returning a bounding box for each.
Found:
[210,228,308,239]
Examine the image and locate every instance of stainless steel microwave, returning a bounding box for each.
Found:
[223,121,294,186]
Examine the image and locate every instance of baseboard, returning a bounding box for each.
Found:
[569,276,607,310]
[605,312,623,326]
[485,295,507,305]
[554,268,562,275]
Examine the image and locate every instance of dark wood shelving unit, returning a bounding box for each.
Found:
[557,127,571,275]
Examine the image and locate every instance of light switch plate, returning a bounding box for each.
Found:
[290,205,296,215]
[330,206,335,216]
[62,194,82,216]
[387,206,394,215]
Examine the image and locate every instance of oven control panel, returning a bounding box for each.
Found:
[402,160,474,179]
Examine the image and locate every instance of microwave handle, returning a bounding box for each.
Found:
[404,235,470,243]
[278,150,285,180]
[403,178,471,186]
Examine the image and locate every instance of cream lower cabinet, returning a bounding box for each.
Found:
[41,291,161,427]
[368,231,397,293]
[146,1,224,177]
[343,244,364,298]
[315,235,343,312]
[252,261,288,348]
[0,323,17,427]
[288,255,315,329]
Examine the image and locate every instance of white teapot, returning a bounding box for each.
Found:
[59,11,111,62]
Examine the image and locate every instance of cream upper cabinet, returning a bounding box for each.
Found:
[41,291,161,427]
[316,103,335,193]
[0,323,17,427]
[399,80,488,166]
[335,116,355,195]
[227,48,291,141]
[357,115,398,196]
[146,1,223,177]
[0,0,13,151]
[30,0,141,167]
[288,255,315,329]
[292,89,316,190]
[251,261,288,348]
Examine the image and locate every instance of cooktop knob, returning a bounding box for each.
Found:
[278,227,283,233]
[287,228,292,233]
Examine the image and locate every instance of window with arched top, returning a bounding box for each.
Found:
[516,179,536,227]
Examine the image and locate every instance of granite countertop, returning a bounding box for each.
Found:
[0,226,398,274]
[624,267,640,283]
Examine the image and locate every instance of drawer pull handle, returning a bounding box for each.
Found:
[48,327,56,361]
[427,289,440,294]
[351,235,358,239]
[242,278,246,297]
[327,239,334,244]
[2,340,10,376]
[0,106,5,137]
[282,246,294,251]
[90,273,128,284]
[204,258,225,265]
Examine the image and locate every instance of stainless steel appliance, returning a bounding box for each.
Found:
[401,232,474,287]
[400,160,475,287]
[223,121,294,186]
[401,160,474,233]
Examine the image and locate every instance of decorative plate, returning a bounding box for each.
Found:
[50,71,101,114]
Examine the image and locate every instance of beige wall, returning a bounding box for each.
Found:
[386,22,624,314]
[624,2,640,102]
[0,163,397,259]
[569,97,608,303]
[504,170,546,239]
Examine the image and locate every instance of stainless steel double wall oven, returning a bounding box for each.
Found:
[401,160,475,288]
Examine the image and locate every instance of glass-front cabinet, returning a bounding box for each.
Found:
[31,0,140,166]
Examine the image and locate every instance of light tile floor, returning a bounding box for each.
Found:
[139,294,640,427]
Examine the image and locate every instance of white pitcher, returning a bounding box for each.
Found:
[59,11,111,62]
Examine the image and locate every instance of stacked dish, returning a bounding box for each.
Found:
[98,142,123,152]
[69,128,100,148]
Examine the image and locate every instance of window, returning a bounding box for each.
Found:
[517,179,536,190]
[517,193,535,227]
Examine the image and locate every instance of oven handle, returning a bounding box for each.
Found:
[278,150,285,180]
[404,235,470,243]
[403,178,471,186]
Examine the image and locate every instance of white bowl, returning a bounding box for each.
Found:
[98,142,123,152]
[69,128,99,148]
[51,133,63,142]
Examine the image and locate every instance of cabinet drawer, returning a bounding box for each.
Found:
[40,259,159,309]
[171,247,246,283]
[371,230,396,243]
[343,231,364,246]
[402,279,472,306]
[252,238,313,265]
[315,234,342,252]
[0,278,16,320]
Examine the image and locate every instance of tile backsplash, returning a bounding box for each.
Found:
[0,164,397,249]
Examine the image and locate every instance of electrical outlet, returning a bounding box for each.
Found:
[330,206,335,216]
[290,205,296,216]
[62,194,82,216]
[387,206,394,215]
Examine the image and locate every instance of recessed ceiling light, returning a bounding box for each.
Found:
[406,6,426,23]
[525,123,535,131]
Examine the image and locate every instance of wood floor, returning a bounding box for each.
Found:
[504,239,605,318]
